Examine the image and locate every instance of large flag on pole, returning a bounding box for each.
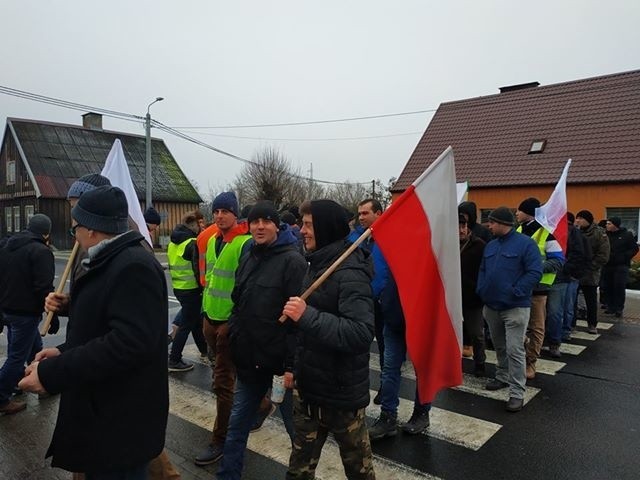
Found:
[373,146,463,403]
[456,181,469,205]
[101,139,152,246]
[535,159,571,253]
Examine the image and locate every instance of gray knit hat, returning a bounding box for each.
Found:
[27,214,52,236]
[67,174,112,199]
[488,207,514,226]
[71,186,129,234]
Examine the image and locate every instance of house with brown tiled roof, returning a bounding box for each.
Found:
[0,113,202,249]
[393,69,640,236]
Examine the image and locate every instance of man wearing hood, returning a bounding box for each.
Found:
[217,201,306,480]
[0,214,54,414]
[459,201,492,243]
[168,212,208,372]
[283,199,375,480]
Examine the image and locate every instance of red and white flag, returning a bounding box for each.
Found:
[373,146,463,403]
[535,159,571,253]
[101,139,152,246]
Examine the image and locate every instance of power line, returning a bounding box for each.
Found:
[170,109,437,129]
[175,129,424,142]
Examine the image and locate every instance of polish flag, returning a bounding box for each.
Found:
[101,139,153,246]
[535,159,572,253]
[373,146,463,403]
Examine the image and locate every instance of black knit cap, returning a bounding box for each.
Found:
[67,174,111,199]
[576,210,594,225]
[72,185,129,234]
[281,211,297,226]
[248,200,280,226]
[488,207,514,226]
[608,216,622,228]
[27,214,52,236]
[518,197,541,217]
[310,200,350,250]
[143,207,161,225]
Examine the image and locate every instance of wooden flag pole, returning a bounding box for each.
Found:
[278,228,372,323]
[41,242,80,336]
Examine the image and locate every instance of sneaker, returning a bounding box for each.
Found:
[561,334,572,342]
[168,359,194,372]
[506,397,524,412]
[526,364,536,380]
[373,389,382,405]
[587,326,598,334]
[368,411,398,441]
[194,443,223,466]
[0,399,26,415]
[548,345,562,358]
[250,400,276,432]
[462,345,473,358]
[402,409,430,435]
[485,378,508,391]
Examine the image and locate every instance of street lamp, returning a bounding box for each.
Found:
[145,96,164,209]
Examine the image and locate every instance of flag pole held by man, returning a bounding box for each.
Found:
[373,146,463,404]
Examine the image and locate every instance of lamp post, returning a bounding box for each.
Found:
[145,97,164,209]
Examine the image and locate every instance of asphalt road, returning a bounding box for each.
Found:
[1,255,639,479]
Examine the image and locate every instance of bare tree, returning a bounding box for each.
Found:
[324,181,369,214]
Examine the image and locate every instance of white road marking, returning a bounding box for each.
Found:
[570,331,601,341]
[576,320,612,330]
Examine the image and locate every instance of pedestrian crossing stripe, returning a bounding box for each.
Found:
[576,320,612,330]
[570,331,600,340]
[368,352,541,405]
[168,377,441,480]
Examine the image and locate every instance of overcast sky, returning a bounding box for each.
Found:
[1,1,639,199]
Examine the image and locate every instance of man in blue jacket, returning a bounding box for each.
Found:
[477,207,542,413]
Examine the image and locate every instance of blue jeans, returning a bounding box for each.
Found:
[85,462,149,479]
[0,313,41,405]
[217,375,276,480]
[545,282,568,345]
[484,306,529,399]
[562,280,579,338]
[380,325,430,415]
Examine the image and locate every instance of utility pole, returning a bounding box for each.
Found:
[372,179,376,198]
[145,97,164,209]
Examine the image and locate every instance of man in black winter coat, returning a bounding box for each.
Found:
[602,216,639,317]
[19,186,168,479]
[283,199,375,480]
[0,214,54,415]
[217,201,307,480]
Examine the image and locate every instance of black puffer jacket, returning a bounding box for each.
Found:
[229,226,307,380]
[295,239,374,410]
[0,230,54,315]
[606,227,639,267]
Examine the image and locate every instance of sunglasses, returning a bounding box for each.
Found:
[69,224,85,237]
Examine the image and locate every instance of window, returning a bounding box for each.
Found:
[25,205,35,222]
[529,140,546,154]
[4,207,11,232]
[6,161,16,185]
[13,206,20,232]
[605,207,640,238]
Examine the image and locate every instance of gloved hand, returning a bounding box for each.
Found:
[48,314,60,335]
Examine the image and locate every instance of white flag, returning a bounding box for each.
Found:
[456,181,469,205]
[535,158,571,252]
[101,139,152,246]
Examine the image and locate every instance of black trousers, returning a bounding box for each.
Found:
[170,290,207,362]
[462,305,485,367]
[374,302,384,371]
[579,285,599,328]
[601,265,629,314]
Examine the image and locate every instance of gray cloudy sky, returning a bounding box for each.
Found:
[1,1,639,198]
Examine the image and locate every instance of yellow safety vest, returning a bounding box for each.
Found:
[167,238,199,291]
[517,226,556,285]
[202,233,251,321]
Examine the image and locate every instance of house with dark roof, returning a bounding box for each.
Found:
[0,113,202,249]
[394,69,640,236]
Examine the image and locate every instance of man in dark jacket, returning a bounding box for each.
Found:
[168,212,207,372]
[0,214,54,415]
[602,216,639,318]
[283,199,375,480]
[217,201,306,480]
[459,201,492,243]
[575,210,610,333]
[19,186,169,478]
[459,213,486,375]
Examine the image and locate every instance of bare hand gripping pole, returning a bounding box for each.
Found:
[40,242,80,336]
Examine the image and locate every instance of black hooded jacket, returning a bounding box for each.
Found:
[229,225,307,380]
[459,201,492,243]
[0,230,54,315]
[295,239,374,410]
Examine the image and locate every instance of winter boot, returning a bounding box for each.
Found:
[368,410,398,441]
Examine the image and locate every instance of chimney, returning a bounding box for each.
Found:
[499,81,540,94]
[82,112,103,130]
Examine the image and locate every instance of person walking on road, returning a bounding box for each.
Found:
[477,207,542,413]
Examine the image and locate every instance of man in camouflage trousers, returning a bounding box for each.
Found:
[283,200,375,479]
